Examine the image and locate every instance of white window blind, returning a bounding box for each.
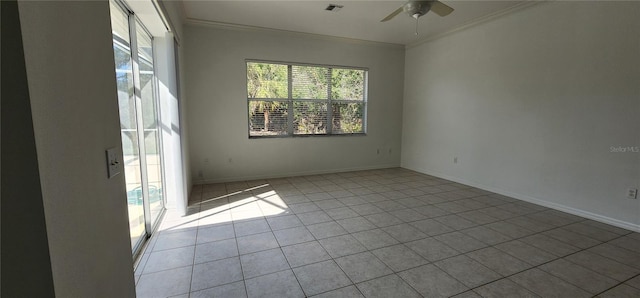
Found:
[247,61,367,138]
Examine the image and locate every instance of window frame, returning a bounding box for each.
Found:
[246,59,368,139]
[110,0,167,257]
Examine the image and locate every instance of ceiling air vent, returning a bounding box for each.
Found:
[325,4,343,12]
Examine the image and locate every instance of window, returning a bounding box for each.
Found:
[247,61,367,138]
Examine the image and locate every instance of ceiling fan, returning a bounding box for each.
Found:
[380,1,454,22]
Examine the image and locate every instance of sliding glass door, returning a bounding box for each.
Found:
[109,1,165,254]
[135,21,165,230]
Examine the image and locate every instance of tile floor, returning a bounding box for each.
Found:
[134,168,640,298]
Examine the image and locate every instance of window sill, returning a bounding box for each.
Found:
[248,133,367,139]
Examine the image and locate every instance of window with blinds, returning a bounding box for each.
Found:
[247,61,367,138]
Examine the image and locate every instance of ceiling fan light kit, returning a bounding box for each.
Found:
[381,1,454,22]
[380,1,454,36]
[404,1,432,19]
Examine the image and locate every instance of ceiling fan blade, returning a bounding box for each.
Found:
[431,1,454,17]
[380,7,403,22]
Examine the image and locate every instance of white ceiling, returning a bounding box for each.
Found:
[181,1,529,45]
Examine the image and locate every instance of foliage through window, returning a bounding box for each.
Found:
[247,61,367,137]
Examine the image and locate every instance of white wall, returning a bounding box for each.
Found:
[402,1,640,230]
[18,1,136,296]
[185,24,405,183]
[156,34,186,213]
[159,0,192,204]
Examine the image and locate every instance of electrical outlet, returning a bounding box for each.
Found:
[628,188,638,199]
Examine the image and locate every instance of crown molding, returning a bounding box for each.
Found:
[406,1,547,49]
[185,18,405,50]
[184,1,546,50]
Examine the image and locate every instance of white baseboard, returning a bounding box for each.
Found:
[404,165,640,233]
[194,163,401,185]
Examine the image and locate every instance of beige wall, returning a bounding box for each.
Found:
[185,24,406,183]
[18,1,136,296]
[402,1,640,230]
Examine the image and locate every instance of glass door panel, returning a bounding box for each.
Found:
[109,1,145,251]
[136,22,165,228]
[109,2,167,256]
